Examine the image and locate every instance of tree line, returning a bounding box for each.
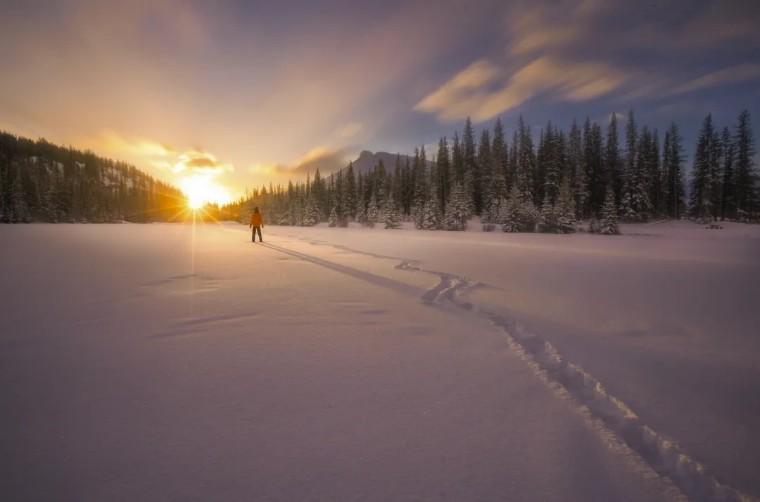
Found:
[0,131,186,223]
[226,110,757,234]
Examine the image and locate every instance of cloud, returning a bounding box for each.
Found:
[416,0,760,123]
[90,130,234,180]
[335,122,363,140]
[171,151,233,176]
[416,57,628,122]
[670,63,760,95]
[97,130,176,158]
[273,146,352,177]
[184,156,220,168]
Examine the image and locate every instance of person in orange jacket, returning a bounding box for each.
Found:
[249,207,264,242]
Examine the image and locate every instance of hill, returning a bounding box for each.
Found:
[0,131,185,223]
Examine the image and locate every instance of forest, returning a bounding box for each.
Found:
[0,131,186,223]
[223,110,757,234]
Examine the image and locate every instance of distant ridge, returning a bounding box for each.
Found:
[346,150,431,175]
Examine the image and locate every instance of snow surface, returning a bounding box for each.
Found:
[2,221,759,501]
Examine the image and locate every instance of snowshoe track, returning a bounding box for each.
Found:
[274,235,755,502]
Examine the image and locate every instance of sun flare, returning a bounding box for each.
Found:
[180,175,232,210]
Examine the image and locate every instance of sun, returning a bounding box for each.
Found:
[180,175,232,210]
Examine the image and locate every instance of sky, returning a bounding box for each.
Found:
[1,0,759,204]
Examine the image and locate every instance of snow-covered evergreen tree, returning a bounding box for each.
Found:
[538,193,557,233]
[734,110,756,219]
[11,168,30,223]
[328,206,338,227]
[663,123,685,219]
[556,179,577,233]
[384,194,402,229]
[421,196,442,230]
[302,197,319,226]
[500,187,521,232]
[444,183,469,231]
[355,198,367,226]
[568,119,587,219]
[597,187,620,235]
[366,193,379,227]
[690,114,717,221]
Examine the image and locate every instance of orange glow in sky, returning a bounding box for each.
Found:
[180,174,232,209]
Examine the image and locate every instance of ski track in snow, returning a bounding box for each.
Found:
[272,232,755,502]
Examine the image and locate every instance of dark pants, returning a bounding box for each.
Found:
[251,226,263,242]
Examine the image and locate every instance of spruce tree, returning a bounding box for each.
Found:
[598,187,620,235]
[663,123,685,219]
[620,112,650,221]
[444,183,469,231]
[690,114,717,221]
[491,117,508,200]
[500,186,521,232]
[462,117,480,213]
[720,126,736,220]
[515,116,535,203]
[11,167,30,223]
[605,113,622,207]
[538,193,557,233]
[478,129,493,215]
[384,193,402,229]
[356,192,367,225]
[734,110,756,218]
[302,197,319,226]
[436,137,450,209]
[568,119,587,219]
[421,196,442,230]
[554,178,576,233]
[328,206,338,227]
[344,162,356,220]
[366,193,379,227]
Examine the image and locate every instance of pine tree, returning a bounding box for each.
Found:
[11,167,30,223]
[302,197,319,226]
[491,117,508,200]
[605,113,622,207]
[344,162,356,220]
[568,119,587,219]
[597,187,620,235]
[620,111,650,221]
[444,183,469,231]
[356,191,367,225]
[436,137,450,210]
[500,186,521,232]
[411,148,428,228]
[690,114,716,221]
[720,126,736,220]
[328,206,338,227]
[421,195,442,230]
[384,193,402,229]
[556,179,577,233]
[478,129,493,215]
[366,193,379,227]
[734,110,756,219]
[462,117,480,213]
[515,115,535,202]
[647,129,663,218]
[538,193,557,233]
[663,123,685,219]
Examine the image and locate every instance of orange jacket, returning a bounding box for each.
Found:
[250,213,263,226]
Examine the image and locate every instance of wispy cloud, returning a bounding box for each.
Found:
[670,63,760,95]
[335,122,363,140]
[416,57,628,122]
[272,146,352,177]
[416,0,760,123]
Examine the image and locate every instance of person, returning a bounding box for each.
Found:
[249,207,264,242]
